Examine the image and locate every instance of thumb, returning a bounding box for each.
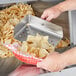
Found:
[37,62,45,68]
[37,62,43,68]
[37,60,48,69]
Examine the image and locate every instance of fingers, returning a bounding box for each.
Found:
[37,61,63,72]
[41,6,62,21]
[41,12,54,21]
[37,61,57,72]
[41,10,54,21]
[41,11,48,19]
[46,13,55,22]
[37,52,65,72]
[46,16,53,22]
[41,10,55,21]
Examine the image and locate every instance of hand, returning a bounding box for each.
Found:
[37,52,68,72]
[41,0,76,22]
[41,6,62,21]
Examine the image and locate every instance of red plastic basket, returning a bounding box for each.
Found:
[4,44,42,65]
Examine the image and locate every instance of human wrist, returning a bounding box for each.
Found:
[61,47,76,67]
[55,1,70,13]
[60,52,71,67]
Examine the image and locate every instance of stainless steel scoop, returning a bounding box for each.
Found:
[14,15,63,47]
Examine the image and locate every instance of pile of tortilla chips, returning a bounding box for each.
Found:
[17,34,70,59]
[19,34,54,59]
[0,3,34,58]
[56,38,70,48]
